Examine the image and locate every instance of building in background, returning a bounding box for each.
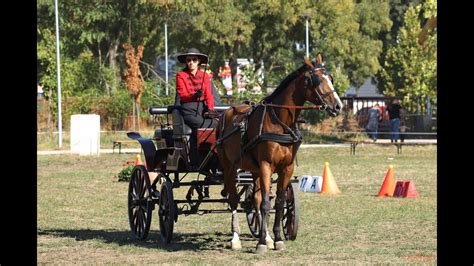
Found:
[345,77,385,115]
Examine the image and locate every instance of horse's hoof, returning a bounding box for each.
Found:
[255,244,268,254]
[231,240,242,250]
[266,239,274,249]
[274,241,285,251]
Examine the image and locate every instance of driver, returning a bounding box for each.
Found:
[176,47,216,128]
[175,48,217,166]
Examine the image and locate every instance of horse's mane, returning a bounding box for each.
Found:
[263,63,310,103]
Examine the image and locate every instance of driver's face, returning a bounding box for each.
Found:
[186,56,200,71]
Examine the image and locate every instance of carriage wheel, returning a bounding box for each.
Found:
[158,180,176,243]
[128,165,153,240]
[244,183,261,238]
[282,182,299,240]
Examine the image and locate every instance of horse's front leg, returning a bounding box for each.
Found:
[256,161,273,254]
[223,166,241,250]
[273,163,294,251]
[253,174,274,249]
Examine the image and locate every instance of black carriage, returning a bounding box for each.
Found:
[127,105,299,243]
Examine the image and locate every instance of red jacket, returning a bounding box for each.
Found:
[176,69,214,110]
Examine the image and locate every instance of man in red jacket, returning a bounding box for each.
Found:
[175,48,216,167]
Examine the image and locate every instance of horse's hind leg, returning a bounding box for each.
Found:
[273,163,294,251]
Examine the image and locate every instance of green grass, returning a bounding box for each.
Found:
[37,146,437,264]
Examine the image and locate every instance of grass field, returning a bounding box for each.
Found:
[37,145,437,264]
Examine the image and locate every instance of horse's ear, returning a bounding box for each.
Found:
[304,56,314,67]
[316,54,323,65]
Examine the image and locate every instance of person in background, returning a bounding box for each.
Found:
[386,99,404,143]
[366,104,381,142]
[219,61,233,96]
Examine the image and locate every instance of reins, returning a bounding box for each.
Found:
[263,103,324,110]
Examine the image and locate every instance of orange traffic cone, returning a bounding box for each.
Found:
[134,154,155,181]
[320,162,341,194]
[394,180,419,198]
[404,181,419,198]
[134,154,144,166]
[376,165,396,197]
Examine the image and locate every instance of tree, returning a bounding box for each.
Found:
[37,0,406,130]
[375,0,423,95]
[380,0,437,112]
[310,0,392,93]
[123,43,145,131]
[245,0,308,91]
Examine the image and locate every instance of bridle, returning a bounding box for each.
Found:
[304,64,337,110]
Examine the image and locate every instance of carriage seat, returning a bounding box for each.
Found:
[168,106,192,138]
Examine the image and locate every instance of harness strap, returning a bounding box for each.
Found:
[241,105,263,152]
[259,133,302,144]
[216,103,303,153]
[269,107,300,141]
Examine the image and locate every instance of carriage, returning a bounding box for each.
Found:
[127,55,342,252]
[127,104,300,243]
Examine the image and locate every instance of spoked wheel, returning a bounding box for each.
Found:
[158,180,176,243]
[282,182,299,240]
[128,165,153,240]
[244,183,261,238]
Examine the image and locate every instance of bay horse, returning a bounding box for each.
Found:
[216,54,343,253]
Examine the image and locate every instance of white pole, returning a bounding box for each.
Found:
[54,0,63,147]
[165,20,169,96]
[305,17,309,58]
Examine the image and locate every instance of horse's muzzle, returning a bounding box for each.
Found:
[327,103,343,117]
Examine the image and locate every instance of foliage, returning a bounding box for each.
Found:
[299,109,329,125]
[375,0,423,97]
[117,163,134,182]
[233,90,263,105]
[123,43,145,103]
[310,0,392,90]
[379,1,437,112]
[37,0,437,131]
[100,89,135,130]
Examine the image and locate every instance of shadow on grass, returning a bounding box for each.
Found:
[38,228,257,252]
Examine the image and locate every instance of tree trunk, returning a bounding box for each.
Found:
[132,95,136,131]
[47,88,52,132]
[108,40,120,94]
[136,102,141,132]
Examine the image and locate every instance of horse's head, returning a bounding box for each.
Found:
[303,54,343,116]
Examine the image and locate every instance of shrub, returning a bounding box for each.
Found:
[117,164,134,182]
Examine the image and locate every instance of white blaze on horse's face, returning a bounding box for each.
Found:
[318,69,343,116]
[323,74,343,114]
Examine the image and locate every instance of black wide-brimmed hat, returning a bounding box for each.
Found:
[177,48,209,64]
